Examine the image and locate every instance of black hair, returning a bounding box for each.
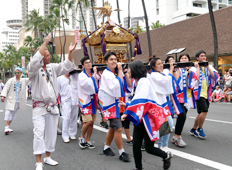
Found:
[104,51,117,61]
[179,53,190,61]
[80,56,90,65]
[195,50,206,59]
[150,58,161,71]
[129,60,147,79]
[165,56,174,63]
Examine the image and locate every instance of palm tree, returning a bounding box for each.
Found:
[102,0,105,23]
[50,0,75,61]
[207,0,218,69]
[24,36,33,50]
[24,9,41,38]
[150,21,165,29]
[116,0,121,23]
[141,0,152,57]
[128,0,132,61]
[90,0,97,29]
[77,0,93,62]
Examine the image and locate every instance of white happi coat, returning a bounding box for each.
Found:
[78,70,99,115]
[98,68,124,119]
[1,77,30,111]
[149,72,174,105]
[27,51,76,117]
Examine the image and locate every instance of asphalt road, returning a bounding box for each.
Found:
[0,99,232,170]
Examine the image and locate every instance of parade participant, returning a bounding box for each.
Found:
[99,51,131,162]
[57,72,79,143]
[27,34,76,170]
[171,54,199,147]
[1,67,30,135]
[78,57,99,149]
[121,60,172,170]
[189,50,218,139]
[0,79,5,95]
[148,58,174,154]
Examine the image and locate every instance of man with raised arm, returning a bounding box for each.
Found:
[27,34,76,170]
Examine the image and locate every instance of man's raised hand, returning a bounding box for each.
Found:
[44,34,51,46]
[69,42,77,53]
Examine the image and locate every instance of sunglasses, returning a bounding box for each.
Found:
[15,72,21,74]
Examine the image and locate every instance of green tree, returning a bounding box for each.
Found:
[150,21,165,29]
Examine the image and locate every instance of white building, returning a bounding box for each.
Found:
[0,19,22,52]
[147,0,232,26]
[123,16,146,30]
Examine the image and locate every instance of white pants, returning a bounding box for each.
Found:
[61,100,78,141]
[33,113,59,155]
[4,102,19,121]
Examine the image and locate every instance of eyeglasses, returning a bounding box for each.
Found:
[84,61,91,65]
[15,72,21,74]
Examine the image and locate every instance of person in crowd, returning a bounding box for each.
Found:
[0,79,5,95]
[171,54,199,148]
[223,71,229,82]
[212,85,223,102]
[225,72,232,87]
[189,50,218,139]
[225,86,232,103]
[78,57,100,149]
[99,52,131,162]
[120,60,172,170]
[27,34,76,170]
[1,67,30,135]
[57,72,79,143]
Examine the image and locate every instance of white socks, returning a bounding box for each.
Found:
[5,126,9,129]
[119,148,125,156]
[104,145,110,150]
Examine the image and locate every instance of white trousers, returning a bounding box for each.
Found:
[61,100,78,141]
[33,113,59,155]
[4,102,19,121]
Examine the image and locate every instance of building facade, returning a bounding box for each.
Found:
[146,0,232,26]
[0,19,22,52]
[123,16,146,29]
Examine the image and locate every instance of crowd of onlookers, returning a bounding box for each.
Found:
[212,68,232,103]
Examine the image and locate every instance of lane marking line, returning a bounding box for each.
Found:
[26,104,32,107]
[93,125,232,170]
[189,117,232,125]
[0,109,3,112]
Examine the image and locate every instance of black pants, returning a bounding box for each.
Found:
[133,121,167,169]
[175,103,188,135]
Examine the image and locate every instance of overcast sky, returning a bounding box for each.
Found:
[0,0,147,39]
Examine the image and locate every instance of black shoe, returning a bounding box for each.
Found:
[85,141,95,149]
[100,122,109,129]
[103,148,115,156]
[119,152,130,162]
[79,138,86,149]
[126,139,133,145]
[141,141,145,151]
[163,152,172,170]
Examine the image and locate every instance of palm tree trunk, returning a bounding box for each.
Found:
[91,0,97,29]
[207,0,218,69]
[141,0,152,57]
[102,0,105,23]
[79,2,93,63]
[128,0,132,62]
[61,8,66,61]
[58,19,63,62]
[116,0,121,24]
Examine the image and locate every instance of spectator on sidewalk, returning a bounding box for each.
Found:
[225,72,232,87]
[212,86,223,102]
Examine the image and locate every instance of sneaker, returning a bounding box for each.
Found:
[44,157,58,166]
[141,140,145,151]
[197,128,207,139]
[79,137,86,149]
[8,128,13,132]
[126,139,133,145]
[35,163,43,170]
[189,129,199,137]
[103,148,115,156]
[119,152,130,162]
[163,152,172,170]
[57,128,62,135]
[160,147,173,157]
[100,122,109,129]
[85,141,95,149]
[172,136,186,148]
[70,136,76,140]
[4,129,9,135]
[63,139,70,143]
